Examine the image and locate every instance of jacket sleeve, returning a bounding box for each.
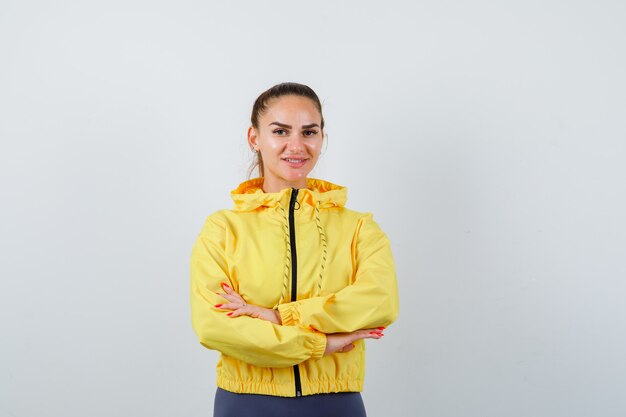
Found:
[278,213,399,334]
[190,213,326,368]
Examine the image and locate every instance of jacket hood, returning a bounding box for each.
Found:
[230,177,348,211]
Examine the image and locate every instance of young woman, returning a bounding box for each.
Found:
[190,82,399,417]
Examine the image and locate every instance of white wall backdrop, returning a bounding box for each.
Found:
[1,1,625,416]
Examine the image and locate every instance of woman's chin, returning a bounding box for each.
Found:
[281,168,311,180]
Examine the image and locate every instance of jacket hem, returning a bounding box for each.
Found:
[217,375,363,398]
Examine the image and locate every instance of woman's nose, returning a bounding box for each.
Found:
[286,136,305,152]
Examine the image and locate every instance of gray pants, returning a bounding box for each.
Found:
[213,388,367,417]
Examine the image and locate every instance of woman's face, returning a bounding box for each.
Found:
[248,95,324,193]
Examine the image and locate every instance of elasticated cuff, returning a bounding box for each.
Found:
[309,331,327,360]
[278,302,300,326]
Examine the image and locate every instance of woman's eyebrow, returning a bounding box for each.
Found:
[269,122,291,128]
[269,122,320,129]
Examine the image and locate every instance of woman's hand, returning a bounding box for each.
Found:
[215,282,387,353]
[324,328,385,356]
[215,282,282,325]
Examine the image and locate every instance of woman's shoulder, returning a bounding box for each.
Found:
[198,207,261,230]
[329,205,377,222]
[196,209,232,233]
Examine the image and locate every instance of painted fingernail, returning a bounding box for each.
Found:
[226,312,233,316]
[214,304,223,308]
[369,331,383,336]
[377,327,386,330]
[221,282,230,289]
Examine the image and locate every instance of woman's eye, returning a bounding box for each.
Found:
[303,130,318,137]
[273,129,287,135]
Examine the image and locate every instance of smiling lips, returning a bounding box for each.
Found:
[282,157,308,168]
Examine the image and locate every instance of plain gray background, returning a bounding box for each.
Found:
[1,1,625,416]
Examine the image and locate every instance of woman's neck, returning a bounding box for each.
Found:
[261,176,308,193]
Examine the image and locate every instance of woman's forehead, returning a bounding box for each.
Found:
[261,96,321,124]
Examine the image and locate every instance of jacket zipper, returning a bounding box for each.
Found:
[288,187,302,397]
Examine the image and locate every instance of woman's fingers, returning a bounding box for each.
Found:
[351,328,385,342]
[216,282,246,304]
[324,328,388,356]
[215,292,244,305]
[227,308,255,318]
[220,281,235,294]
[218,282,238,299]
[367,328,385,338]
[214,302,241,311]
[220,305,280,324]
[216,293,240,305]
[214,284,280,324]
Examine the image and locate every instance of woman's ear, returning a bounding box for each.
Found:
[247,126,258,151]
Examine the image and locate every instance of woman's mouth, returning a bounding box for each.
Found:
[282,157,308,168]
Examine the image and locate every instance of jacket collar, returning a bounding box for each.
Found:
[230,177,348,212]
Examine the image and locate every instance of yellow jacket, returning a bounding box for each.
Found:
[190,177,399,397]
